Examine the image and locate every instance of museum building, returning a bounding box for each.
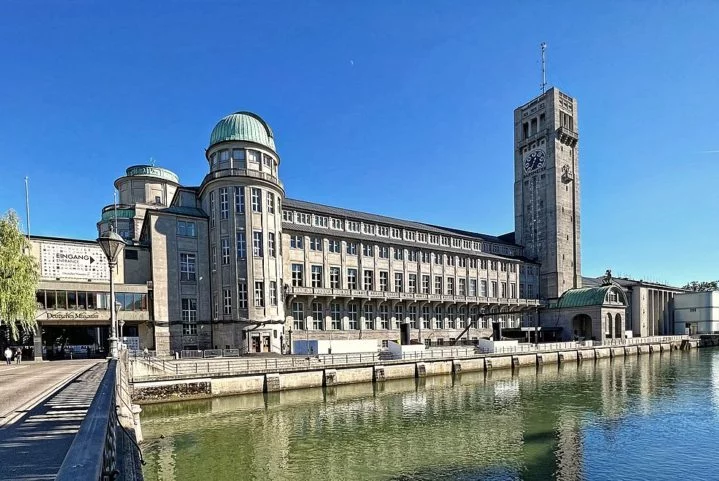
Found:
[26,86,686,356]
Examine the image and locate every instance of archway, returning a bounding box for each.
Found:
[571,314,593,340]
[615,314,622,339]
[606,313,614,338]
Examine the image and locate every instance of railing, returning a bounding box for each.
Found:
[601,335,688,347]
[478,341,580,354]
[56,360,118,481]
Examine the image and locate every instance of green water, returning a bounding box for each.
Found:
[141,349,719,480]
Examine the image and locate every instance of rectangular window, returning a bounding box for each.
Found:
[434,276,442,295]
[291,264,304,287]
[362,223,376,235]
[362,243,373,257]
[330,218,343,230]
[219,149,230,163]
[408,306,417,328]
[236,231,246,258]
[213,294,218,319]
[458,278,466,296]
[248,150,259,163]
[364,270,374,291]
[446,255,455,266]
[447,277,455,295]
[394,273,403,293]
[458,257,466,268]
[491,281,497,298]
[234,186,245,214]
[348,303,358,329]
[378,226,389,236]
[391,228,401,238]
[267,192,275,214]
[330,267,341,289]
[434,306,443,329]
[379,271,389,292]
[481,259,488,270]
[268,232,276,257]
[270,281,277,306]
[310,302,323,329]
[422,306,430,329]
[491,260,497,271]
[421,251,430,263]
[212,245,217,271]
[501,281,507,298]
[220,187,229,219]
[209,191,216,228]
[395,305,404,325]
[181,298,197,335]
[480,280,488,297]
[394,248,404,260]
[253,231,263,257]
[422,275,430,294]
[221,238,230,264]
[510,282,516,299]
[363,305,374,329]
[380,305,389,329]
[254,281,264,307]
[433,253,442,265]
[328,239,340,253]
[447,307,455,329]
[347,269,358,289]
[232,148,245,163]
[520,283,525,299]
[251,188,262,212]
[346,242,357,255]
[408,274,417,293]
[283,210,293,222]
[238,282,248,308]
[223,289,231,315]
[176,220,197,237]
[528,284,535,299]
[378,246,389,259]
[290,235,303,249]
[331,303,342,329]
[180,253,196,281]
[407,250,417,262]
[292,302,305,329]
[309,237,322,251]
[346,221,360,232]
[469,279,477,297]
[295,212,311,225]
[313,215,328,227]
[311,265,323,288]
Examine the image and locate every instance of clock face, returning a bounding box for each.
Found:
[523,149,546,174]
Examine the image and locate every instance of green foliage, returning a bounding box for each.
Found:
[0,210,39,340]
[682,280,719,292]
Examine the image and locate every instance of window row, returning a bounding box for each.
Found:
[289,301,521,330]
[211,281,280,317]
[288,235,520,272]
[209,187,277,227]
[290,265,523,298]
[210,148,276,175]
[212,231,279,269]
[283,210,519,257]
[35,290,148,311]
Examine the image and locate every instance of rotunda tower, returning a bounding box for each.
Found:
[199,112,285,353]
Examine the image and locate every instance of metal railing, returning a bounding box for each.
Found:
[600,335,688,347]
[56,360,118,481]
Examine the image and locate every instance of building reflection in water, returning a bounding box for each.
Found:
[141,351,698,481]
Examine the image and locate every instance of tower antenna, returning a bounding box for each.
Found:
[540,42,547,94]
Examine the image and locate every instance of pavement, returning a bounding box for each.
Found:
[0,360,104,480]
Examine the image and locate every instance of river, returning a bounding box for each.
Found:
[140,349,719,480]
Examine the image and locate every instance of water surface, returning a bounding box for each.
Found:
[141,349,719,480]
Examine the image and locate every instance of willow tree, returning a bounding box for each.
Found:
[0,210,39,340]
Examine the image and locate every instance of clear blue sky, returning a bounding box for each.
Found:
[1,1,717,287]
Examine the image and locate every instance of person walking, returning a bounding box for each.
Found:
[4,347,12,365]
[15,347,22,364]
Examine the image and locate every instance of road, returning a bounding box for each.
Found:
[0,360,105,480]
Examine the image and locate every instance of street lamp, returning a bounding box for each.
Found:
[97,227,126,359]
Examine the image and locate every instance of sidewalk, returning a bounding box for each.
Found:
[0,361,104,481]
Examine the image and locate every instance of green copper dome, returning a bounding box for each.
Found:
[209,111,276,151]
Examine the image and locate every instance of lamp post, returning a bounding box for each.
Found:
[97,227,126,359]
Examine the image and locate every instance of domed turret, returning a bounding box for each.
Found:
[209,111,276,151]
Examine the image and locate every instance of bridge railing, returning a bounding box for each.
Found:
[56,360,118,481]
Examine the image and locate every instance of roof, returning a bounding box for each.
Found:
[209,112,276,151]
[283,198,519,247]
[556,285,614,309]
[156,206,207,218]
[582,275,684,291]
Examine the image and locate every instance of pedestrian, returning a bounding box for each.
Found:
[15,347,22,364]
[143,347,149,360]
[4,347,12,365]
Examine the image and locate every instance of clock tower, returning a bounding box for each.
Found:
[514,87,581,301]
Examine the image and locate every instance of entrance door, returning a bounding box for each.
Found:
[251,336,261,353]
[262,336,270,352]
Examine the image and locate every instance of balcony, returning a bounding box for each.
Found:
[284,286,540,309]
[556,126,578,147]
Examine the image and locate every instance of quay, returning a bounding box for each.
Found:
[130,335,700,403]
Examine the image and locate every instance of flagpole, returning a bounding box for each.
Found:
[24,176,31,240]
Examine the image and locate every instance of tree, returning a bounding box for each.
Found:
[0,210,39,340]
[682,280,719,292]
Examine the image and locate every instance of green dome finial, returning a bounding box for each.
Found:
[209,111,276,151]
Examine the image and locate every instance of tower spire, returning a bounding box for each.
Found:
[540,42,547,94]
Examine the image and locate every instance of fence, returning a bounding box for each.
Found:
[600,335,688,347]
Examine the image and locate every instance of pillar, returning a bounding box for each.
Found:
[33,321,43,361]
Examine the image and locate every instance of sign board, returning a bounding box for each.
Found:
[122,337,140,351]
[40,242,110,281]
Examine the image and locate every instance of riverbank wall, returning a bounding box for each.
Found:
[131,338,699,404]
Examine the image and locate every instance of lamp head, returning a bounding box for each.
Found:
[97,225,126,264]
